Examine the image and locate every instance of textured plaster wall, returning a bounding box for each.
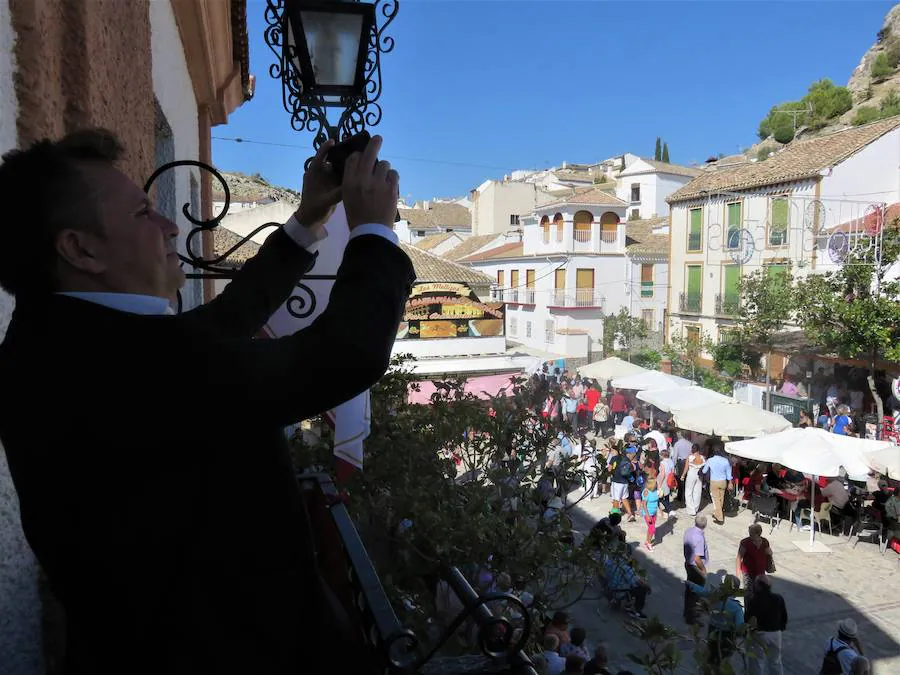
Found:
[10,0,154,183]
[0,0,42,672]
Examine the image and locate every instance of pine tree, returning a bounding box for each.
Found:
[662,143,670,163]
[654,137,662,161]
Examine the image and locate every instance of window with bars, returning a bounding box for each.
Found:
[640,263,654,297]
[545,319,555,344]
[630,183,640,203]
[510,214,520,226]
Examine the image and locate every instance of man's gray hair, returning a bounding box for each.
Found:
[695,515,708,529]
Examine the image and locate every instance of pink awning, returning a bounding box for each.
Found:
[408,373,519,405]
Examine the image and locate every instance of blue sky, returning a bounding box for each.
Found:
[214,1,893,201]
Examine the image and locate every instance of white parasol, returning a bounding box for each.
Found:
[611,370,694,391]
[578,356,648,381]
[674,400,791,438]
[637,386,731,414]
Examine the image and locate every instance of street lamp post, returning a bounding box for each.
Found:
[264,0,398,146]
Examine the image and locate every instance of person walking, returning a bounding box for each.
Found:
[564,388,580,431]
[609,447,635,520]
[819,619,863,674]
[746,575,787,675]
[737,523,773,602]
[681,444,706,516]
[703,448,733,524]
[672,431,693,503]
[683,515,709,624]
[610,388,628,425]
[592,396,610,437]
[641,477,660,551]
[657,448,676,518]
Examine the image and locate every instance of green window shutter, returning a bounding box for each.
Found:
[726,202,741,248]
[771,198,788,245]
[766,264,788,280]
[724,265,741,299]
[689,208,702,251]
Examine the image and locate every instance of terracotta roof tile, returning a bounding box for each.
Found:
[213,227,260,267]
[414,232,459,251]
[668,116,900,203]
[541,187,628,209]
[457,242,524,263]
[444,234,505,261]
[625,217,669,257]
[399,202,471,229]
[399,244,493,285]
[626,159,702,178]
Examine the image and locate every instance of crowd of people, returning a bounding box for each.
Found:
[522,365,895,674]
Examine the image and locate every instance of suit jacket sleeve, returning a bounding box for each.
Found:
[181,228,317,339]
[190,234,415,426]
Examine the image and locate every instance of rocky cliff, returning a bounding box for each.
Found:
[213,170,300,204]
[843,3,900,120]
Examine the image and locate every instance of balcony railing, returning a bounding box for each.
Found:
[714,292,740,317]
[600,230,617,244]
[640,281,653,298]
[550,288,603,308]
[299,473,537,674]
[522,289,535,304]
[573,228,591,243]
[507,289,519,304]
[687,232,702,251]
[541,231,550,244]
[679,291,702,314]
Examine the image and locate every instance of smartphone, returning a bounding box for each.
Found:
[327,131,370,183]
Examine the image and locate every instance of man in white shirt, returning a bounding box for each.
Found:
[821,477,850,510]
[673,431,693,503]
[542,634,566,675]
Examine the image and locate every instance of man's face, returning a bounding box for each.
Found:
[73,163,184,298]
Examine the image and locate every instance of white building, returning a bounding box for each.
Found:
[395,200,472,244]
[666,116,900,362]
[455,187,671,362]
[470,178,539,236]
[614,158,702,220]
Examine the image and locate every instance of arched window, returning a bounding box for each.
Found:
[553,213,564,242]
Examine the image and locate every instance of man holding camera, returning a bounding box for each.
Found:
[0,130,414,674]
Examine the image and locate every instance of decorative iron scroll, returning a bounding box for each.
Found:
[143,160,335,316]
[264,0,399,148]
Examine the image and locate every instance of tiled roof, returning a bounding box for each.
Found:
[444,234,504,261]
[213,226,260,267]
[414,232,459,251]
[457,242,524,263]
[399,202,471,229]
[399,244,493,285]
[553,169,596,183]
[627,159,702,178]
[541,187,628,209]
[231,0,252,101]
[625,217,669,257]
[668,116,900,204]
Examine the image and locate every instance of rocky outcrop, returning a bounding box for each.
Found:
[213,171,300,204]
[847,4,900,102]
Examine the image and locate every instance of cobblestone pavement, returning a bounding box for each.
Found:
[563,486,900,674]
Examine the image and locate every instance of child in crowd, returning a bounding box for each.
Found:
[641,477,660,552]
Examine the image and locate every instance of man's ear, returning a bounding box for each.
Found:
[55,229,107,275]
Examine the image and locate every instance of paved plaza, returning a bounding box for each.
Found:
[563,486,900,674]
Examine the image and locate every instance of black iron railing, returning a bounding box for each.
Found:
[714,292,739,317]
[679,291,702,314]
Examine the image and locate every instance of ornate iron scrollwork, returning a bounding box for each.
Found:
[143,160,335,315]
[264,0,399,149]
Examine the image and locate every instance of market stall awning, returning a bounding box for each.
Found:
[408,373,519,405]
[611,370,693,391]
[578,356,648,381]
[637,386,731,414]
[724,427,890,481]
[674,400,791,438]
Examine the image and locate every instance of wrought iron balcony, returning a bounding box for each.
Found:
[714,292,740,317]
[299,473,537,674]
[521,289,535,304]
[679,291,702,314]
[549,288,603,308]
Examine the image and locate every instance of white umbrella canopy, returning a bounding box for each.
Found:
[862,444,900,480]
[724,427,891,480]
[578,356,648,381]
[637,386,731,414]
[674,400,791,438]
[611,370,694,391]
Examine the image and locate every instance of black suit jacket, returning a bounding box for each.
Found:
[0,230,415,674]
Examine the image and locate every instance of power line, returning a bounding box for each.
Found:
[211,135,515,172]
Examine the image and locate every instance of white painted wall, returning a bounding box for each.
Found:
[472,181,535,236]
[820,127,900,205]
[219,201,297,245]
[150,0,201,308]
[0,1,42,672]
[616,161,694,219]
[627,257,669,335]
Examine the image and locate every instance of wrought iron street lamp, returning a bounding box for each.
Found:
[265,0,398,146]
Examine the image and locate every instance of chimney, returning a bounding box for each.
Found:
[660,357,673,374]
[422,200,431,210]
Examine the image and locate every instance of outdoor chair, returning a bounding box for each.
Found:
[794,502,833,535]
[750,494,780,533]
[848,514,884,551]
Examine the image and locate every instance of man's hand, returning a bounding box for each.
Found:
[294,140,342,233]
[343,135,399,230]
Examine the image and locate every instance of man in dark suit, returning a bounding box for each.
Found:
[0,129,414,674]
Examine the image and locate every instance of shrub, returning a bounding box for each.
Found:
[756,145,775,162]
[852,106,881,126]
[880,89,900,117]
[593,175,608,184]
[872,52,893,81]
[803,79,852,125]
[887,39,900,68]
[757,116,772,141]
[631,348,662,369]
[771,115,796,144]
